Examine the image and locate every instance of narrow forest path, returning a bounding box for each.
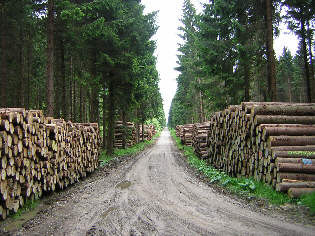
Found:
[11,129,315,235]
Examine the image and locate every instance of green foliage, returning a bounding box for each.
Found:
[300,192,315,215]
[170,129,292,205]
[10,199,39,220]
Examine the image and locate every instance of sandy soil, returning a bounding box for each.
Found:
[4,129,315,235]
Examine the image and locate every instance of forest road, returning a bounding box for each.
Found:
[14,129,315,236]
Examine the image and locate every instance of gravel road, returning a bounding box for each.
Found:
[9,129,315,235]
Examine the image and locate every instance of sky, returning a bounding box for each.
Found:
[141,0,299,120]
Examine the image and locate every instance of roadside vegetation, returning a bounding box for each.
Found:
[170,129,315,214]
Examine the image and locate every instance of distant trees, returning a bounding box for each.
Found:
[0,0,166,153]
[168,0,314,128]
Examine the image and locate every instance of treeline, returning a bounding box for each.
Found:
[0,0,166,154]
[168,0,314,127]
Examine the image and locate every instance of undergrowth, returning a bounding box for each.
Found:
[170,129,292,205]
[99,131,161,167]
[299,192,315,215]
[10,199,39,220]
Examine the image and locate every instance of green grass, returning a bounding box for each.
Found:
[10,199,40,219]
[300,192,315,215]
[99,131,161,167]
[170,129,292,205]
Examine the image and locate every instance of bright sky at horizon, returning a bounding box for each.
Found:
[141,0,299,121]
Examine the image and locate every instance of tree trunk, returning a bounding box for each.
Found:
[90,50,99,123]
[69,56,73,120]
[287,76,292,102]
[106,80,114,155]
[60,38,67,120]
[197,78,204,123]
[46,0,55,116]
[301,20,311,102]
[19,25,25,107]
[1,7,7,107]
[265,0,277,101]
[306,20,314,83]
[102,80,106,149]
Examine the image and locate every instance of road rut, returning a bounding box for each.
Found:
[13,129,315,235]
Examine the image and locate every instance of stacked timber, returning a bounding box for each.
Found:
[192,122,211,158]
[181,124,194,146]
[113,121,136,148]
[0,108,101,219]
[176,125,183,138]
[181,102,315,197]
[139,124,155,141]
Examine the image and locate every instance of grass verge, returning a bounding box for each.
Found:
[299,192,315,215]
[170,129,292,205]
[99,131,161,167]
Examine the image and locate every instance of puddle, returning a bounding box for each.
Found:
[116,180,132,190]
[101,207,117,218]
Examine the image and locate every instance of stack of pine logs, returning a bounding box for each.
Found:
[206,102,315,197]
[180,124,194,146]
[177,102,315,197]
[139,124,156,141]
[192,122,211,158]
[175,125,183,137]
[114,121,136,148]
[0,108,100,219]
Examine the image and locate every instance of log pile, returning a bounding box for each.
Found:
[175,125,183,137]
[192,122,210,158]
[0,108,101,219]
[114,121,136,148]
[179,103,315,197]
[139,124,156,141]
[180,124,194,146]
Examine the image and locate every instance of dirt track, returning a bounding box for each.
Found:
[7,129,315,235]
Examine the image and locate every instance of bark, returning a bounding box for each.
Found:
[273,151,315,159]
[287,76,292,102]
[301,20,311,102]
[106,80,114,155]
[254,115,315,125]
[1,7,7,107]
[46,0,55,116]
[19,25,25,107]
[261,125,315,137]
[277,172,315,182]
[277,162,315,174]
[268,136,315,147]
[90,51,99,123]
[250,104,315,116]
[276,182,315,192]
[197,78,204,123]
[60,38,67,120]
[288,188,315,198]
[271,145,315,152]
[306,20,314,82]
[102,80,106,149]
[265,0,277,101]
